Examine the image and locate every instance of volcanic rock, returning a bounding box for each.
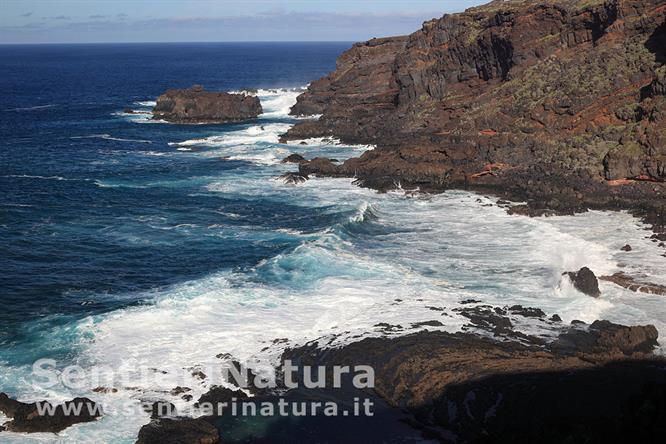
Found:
[153,85,262,124]
[282,0,666,221]
[135,417,219,444]
[600,272,666,295]
[0,393,101,434]
[281,153,306,164]
[299,157,340,176]
[564,267,601,297]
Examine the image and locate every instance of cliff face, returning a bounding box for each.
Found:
[286,0,666,215]
[153,85,262,124]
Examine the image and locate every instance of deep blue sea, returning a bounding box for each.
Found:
[1,43,666,443]
[0,42,348,345]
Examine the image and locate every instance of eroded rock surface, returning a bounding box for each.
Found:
[153,85,262,124]
[284,0,666,219]
[0,393,101,434]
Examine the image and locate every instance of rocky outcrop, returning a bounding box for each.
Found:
[0,393,101,433]
[600,271,666,295]
[285,0,666,218]
[135,417,219,444]
[281,153,306,164]
[153,85,262,124]
[564,266,601,297]
[282,319,663,442]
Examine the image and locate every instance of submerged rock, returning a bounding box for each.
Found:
[152,85,262,124]
[564,267,601,297]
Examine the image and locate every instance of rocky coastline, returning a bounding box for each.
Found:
[281,0,666,234]
[135,307,665,443]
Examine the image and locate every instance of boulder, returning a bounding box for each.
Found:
[152,85,262,124]
[564,267,601,297]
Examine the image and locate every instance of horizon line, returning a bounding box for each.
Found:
[0,40,361,46]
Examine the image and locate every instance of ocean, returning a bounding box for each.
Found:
[1,42,666,443]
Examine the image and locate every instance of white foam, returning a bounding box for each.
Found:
[2,174,85,181]
[4,104,56,112]
[71,134,152,144]
[256,88,303,118]
[133,100,156,107]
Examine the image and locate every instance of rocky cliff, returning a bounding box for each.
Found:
[285,0,666,218]
[153,85,262,124]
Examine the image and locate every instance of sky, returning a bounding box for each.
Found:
[0,1,487,44]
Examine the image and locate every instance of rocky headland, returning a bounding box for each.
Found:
[153,85,262,124]
[282,0,666,228]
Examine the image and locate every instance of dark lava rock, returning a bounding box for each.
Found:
[509,305,546,318]
[552,320,658,356]
[135,417,219,444]
[195,386,247,408]
[621,244,633,251]
[123,107,135,114]
[550,314,563,322]
[564,267,601,297]
[281,153,306,164]
[149,401,177,419]
[0,393,101,433]
[411,320,444,328]
[299,157,340,176]
[152,85,262,124]
[278,172,309,184]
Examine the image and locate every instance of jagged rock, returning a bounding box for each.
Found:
[621,244,633,251]
[278,172,309,184]
[0,393,101,433]
[195,386,247,408]
[281,0,666,222]
[135,417,219,444]
[552,320,658,356]
[153,85,262,124]
[564,267,601,297]
[299,157,340,176]
[281,153,306,164]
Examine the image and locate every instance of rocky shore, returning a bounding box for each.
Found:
[153,85,262,124]
[136,305,665,443]
[281,0,666,229]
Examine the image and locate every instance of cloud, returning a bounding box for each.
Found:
[20,12,33,18]
[89,14,108,19]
